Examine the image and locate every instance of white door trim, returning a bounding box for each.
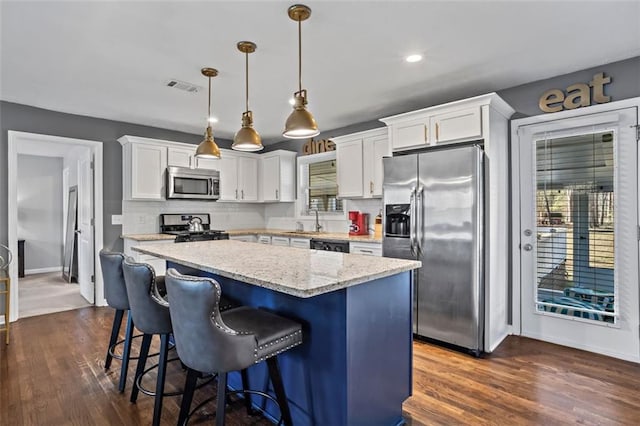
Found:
[510,98,640,362]
[7,131,106,322]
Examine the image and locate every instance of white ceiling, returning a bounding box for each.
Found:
[2,1,639,144]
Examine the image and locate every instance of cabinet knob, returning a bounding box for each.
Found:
[241,190,244,200]
[235,189,238,199]
[370,181,374,194]
[436,122,440,142]
[424,125,428,142]
[275,189,279,200]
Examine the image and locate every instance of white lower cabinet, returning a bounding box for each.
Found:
[123,239,174,275]
[257,235,272,244]
[271,236,290,247]
[349,242,382,256]
[289,238,310,249]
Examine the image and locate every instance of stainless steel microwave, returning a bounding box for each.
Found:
[166,166,220,200]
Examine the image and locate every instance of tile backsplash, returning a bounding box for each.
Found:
[122,198,383,235]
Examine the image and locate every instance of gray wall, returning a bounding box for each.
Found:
[267,56,640,154]
[0,102,233,252]
[17,155,64,271]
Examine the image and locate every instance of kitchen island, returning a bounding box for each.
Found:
[134,240,420,426]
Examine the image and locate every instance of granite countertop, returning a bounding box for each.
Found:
[227,229,382,243]
[122,230,382,243]
[133,240,419,298]
[121,233,176,241]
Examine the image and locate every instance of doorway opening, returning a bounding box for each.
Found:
[7,132,104,322]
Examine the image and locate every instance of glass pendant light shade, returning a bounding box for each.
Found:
[195,67,221,159]
[283,89,319,139]
[232,41,263,152]
[283,4,319,139]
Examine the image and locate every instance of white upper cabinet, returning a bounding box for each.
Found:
[429,106,482,144]
[119,136,168,200]
[261,150,297,202]
[334,128,389,199]
[195,157,220,170]
[167,146,195,168]
[380,93,514,152]
[336,138,364,198]
[363,132,390,197]
[218,152,258,202]
[238,156,258,201]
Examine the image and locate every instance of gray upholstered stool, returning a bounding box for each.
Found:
[123,258,175,426]
[100,249,139,393]
[165,268,303,426]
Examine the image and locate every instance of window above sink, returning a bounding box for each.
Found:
[297,151,348,221]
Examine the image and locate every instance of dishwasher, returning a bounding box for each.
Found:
[310,239,350,253]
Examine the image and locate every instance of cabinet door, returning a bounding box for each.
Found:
[289,238,310,249]
[362,134,390,198]
[391,119,428,151]
[261,155,280,202]
[195,157,220,171]
[131,143,167,200]
[167,147,194,168]
[238,156,258,201]
[430,106,482,144]
[218,154,239,201]
[271,236,290,247]
[336,138,363,198]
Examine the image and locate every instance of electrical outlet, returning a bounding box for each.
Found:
[111,214,123,225]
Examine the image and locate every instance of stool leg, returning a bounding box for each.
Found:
[152,333,170,426]
[216,372,227,426]
[240,369,256,415]
[266,357,293,426]
[130,333,152,403]
[118,311,135,393]
[105,309,124,369]
[178,368,199,426]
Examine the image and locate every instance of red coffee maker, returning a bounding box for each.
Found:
[349,211,369,236]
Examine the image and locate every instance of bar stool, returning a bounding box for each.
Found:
[0,243,12,345]
[99,249,140,392]
[122,257,176,426]
[165,268,303,426]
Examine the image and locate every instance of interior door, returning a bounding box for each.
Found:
[517,107,639,361]
[77,157,95,303]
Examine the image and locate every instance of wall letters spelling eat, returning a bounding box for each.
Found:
[538,72,612,113]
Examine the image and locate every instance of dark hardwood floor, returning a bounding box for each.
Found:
[1,307,639,425]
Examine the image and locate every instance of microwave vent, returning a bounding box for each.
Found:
[165,79,202,93]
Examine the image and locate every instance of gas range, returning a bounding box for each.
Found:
[160,213,229,243]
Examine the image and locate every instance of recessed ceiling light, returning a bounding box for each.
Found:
[208,116,218,124]
[405,54,423,63]
[289,98,296,105]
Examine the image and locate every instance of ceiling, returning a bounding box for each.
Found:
[2,1,639,145]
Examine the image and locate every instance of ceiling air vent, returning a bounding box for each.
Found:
[165,79,202,93]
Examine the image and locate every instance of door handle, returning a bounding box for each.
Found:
[241,190,244,200]
[275,189,279,200]
[74,229,82,234]
[416,186,424,255]
[370,181,374,194]
[523,243,533,251]
[235,189,238,199]
[409,187,417,256]
[435,122,440,142]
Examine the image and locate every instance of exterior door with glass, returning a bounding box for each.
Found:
[516,106,639,362]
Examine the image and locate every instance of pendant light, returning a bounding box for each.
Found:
[283,4,319,139]
[232,41,263,151]
[195,67,221,159]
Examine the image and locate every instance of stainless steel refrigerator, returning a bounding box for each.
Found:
[382,145,484,354]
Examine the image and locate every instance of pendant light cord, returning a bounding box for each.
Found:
[298,18,302,93]
[207,76,212,124]
[245,51,249,112]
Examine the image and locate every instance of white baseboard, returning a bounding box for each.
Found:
[24,266,63,275]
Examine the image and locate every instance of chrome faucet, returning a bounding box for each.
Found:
[313,210,323,233]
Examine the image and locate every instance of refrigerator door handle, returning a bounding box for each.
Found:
[409,186,417,256]
[416,185,424,255]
